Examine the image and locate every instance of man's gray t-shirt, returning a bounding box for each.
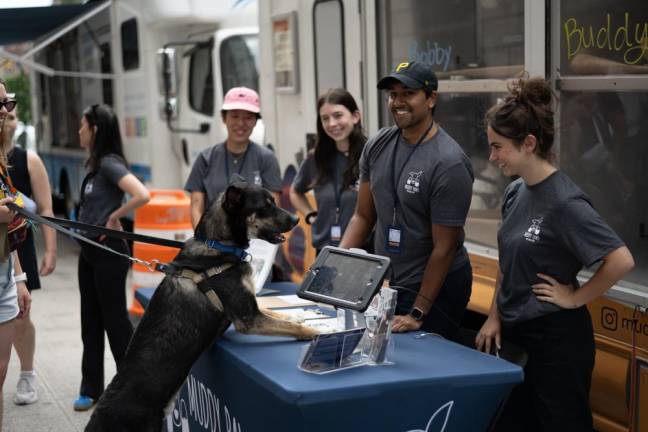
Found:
[292,152,358,249]
[184,142,282,210]
[360,126,474,299]
[497,171,624,324]
[78,154,130,229]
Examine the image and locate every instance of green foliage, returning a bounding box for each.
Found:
[5,73,32,125]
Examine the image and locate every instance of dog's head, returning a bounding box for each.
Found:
[196,181,298,248]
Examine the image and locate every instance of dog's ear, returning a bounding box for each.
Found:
[224,182,246,211]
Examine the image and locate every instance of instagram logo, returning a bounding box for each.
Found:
[601,306,618,331]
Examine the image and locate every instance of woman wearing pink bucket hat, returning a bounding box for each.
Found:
[184,86,282,228]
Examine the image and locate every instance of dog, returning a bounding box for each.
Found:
[85,181,319,432]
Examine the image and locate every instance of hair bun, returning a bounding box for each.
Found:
[515,77,552,108]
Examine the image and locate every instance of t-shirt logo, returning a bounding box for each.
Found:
[524,217,543,243]
[84,181,93,196]
[405,171,423,194]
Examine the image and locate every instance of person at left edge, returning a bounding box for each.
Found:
[73,104,150,411]
[3,101,57,407]
[185,87,282,229]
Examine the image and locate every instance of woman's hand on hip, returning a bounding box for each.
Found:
[533,273,578,309]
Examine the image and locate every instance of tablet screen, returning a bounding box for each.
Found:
[297,247,390,311]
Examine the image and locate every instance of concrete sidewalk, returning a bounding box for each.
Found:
[3,235,123,432]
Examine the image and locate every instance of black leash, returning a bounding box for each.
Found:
[7,203,246,311]
[42,215,185,249]
[7,202,177,273]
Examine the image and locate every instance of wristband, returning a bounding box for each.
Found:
[305,211,318,225]
[14,272,28,283]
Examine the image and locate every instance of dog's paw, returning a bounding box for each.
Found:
[296,326,320,340]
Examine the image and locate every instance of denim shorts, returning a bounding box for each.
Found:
[0,258,19,324]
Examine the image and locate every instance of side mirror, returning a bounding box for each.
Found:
[157,47,179,119]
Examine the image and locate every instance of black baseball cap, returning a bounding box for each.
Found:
[377,61,438,91]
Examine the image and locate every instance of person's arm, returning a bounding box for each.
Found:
[261,150,283,206]
[12,251,31,318]
[533,246,634,309]
[475,270,503,354]
[391,224,463,332]
[339,181,376,248]
[26,151,57,275]
[190,191,206,230]
[289,186,314,220]
[105,173,151,231]
[271,191,281,206]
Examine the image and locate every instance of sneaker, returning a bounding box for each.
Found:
[13,372,38,405]
[73,395,95,411]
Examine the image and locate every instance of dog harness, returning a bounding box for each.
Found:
[174,263,237,312]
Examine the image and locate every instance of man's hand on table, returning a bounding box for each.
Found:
[391,314,423,333]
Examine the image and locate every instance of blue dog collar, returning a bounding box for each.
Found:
[199,238,251,262]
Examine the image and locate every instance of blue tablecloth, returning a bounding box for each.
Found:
[136,287,523,432]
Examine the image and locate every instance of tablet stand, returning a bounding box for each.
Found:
[360,287,397,364]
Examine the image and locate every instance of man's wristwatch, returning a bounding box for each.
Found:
[409,307,426,321]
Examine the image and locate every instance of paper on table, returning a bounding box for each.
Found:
[257,295,316,310]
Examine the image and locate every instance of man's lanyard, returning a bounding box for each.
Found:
[390,121,435,224]
[224,144,250,182]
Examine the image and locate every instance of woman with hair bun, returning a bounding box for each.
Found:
[475,77,634,431]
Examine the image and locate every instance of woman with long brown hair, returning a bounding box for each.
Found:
[290,88,367,252]
[73,104,149,411]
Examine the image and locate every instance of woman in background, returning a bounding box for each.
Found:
[73,104,150,411]
[290,88,367,252]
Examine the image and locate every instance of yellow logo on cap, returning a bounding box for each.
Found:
[396,62,410,72]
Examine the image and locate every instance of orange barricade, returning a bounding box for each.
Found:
[129,189,192,317]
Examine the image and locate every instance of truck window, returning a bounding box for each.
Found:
[220,35,259,94]
[313,0,345,97]
[189,43,214,115]
[554,0,648,288]
[120,18,139,71]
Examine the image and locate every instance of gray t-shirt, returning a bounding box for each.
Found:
[360,126,474,300]
[184,142,282,210]
[78,154,130,228]
[497,171,624,324]
[292,152,358,249]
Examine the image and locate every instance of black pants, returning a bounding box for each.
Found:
[395,261,472,340]
[78,238,134,399]
[495,307,595,432]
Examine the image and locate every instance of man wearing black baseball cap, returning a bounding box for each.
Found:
[340,61,474,340]
[377,61,439,93]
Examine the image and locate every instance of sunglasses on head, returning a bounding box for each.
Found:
[0,100,17,112]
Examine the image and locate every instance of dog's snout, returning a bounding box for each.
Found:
[289,213,299,228]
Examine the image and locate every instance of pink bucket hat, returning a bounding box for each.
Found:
[222,87,261,114]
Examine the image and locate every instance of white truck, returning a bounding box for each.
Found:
[26,0,261,216]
